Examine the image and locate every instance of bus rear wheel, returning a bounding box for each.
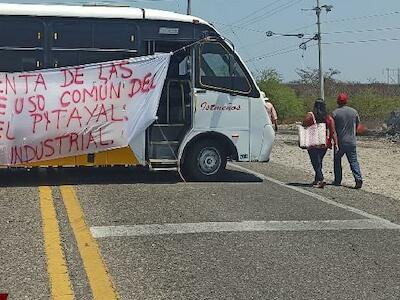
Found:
[182,140,227,181]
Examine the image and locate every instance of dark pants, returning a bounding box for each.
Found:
[307,148,327,182]
[334,145,363,184]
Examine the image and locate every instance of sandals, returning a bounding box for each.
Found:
[316,181,326,188]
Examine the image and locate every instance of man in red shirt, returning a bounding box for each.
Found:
[332,92,363,189]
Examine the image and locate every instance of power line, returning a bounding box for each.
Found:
[239,0,305,28]
[244,39,400,76]
[216,10,400,37]
[323,11,400,25]
[237,37,275,51]
[238,21,316,50]
[216,0,301,33]
[217,20,316,35]
[232,0,285,26]
[232,7,400,81]
[230,28,263,74]
[289,23,317,33]
[262,48,300,58]
[245,44,301,62]
[323,37,400,45]
[221,21,316,51]
[212,21,267,34]
[246,35,400,63]
[323,26,400,35]
[221,24,400,51]
[245,48,299,62]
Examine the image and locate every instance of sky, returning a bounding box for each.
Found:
[3,0,400,83]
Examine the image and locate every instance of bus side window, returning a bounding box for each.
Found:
[0,18,44,48]
[198,42,251,94]
[52,20,92,48]
[231,59,252,93]
[93,22,137,50]
[50,20,139,67]
[0,17,44,72]
[0,51,43,72]
[179,56,190,77]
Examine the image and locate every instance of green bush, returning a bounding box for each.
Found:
[348,90,400,122]
[257,69,400,124]
[257,70,304,122]
[300,92,400,125]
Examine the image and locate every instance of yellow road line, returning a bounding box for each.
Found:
[39,186,74,300]
[60,186,118,300]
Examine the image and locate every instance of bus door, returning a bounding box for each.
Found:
[147,43,192,161]
[193,41,252,161]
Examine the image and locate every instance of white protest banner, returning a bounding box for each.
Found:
[0,53,171,165]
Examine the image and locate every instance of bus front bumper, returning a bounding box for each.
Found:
[258,124,275,162]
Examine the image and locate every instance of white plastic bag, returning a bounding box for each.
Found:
[298,113,327,149]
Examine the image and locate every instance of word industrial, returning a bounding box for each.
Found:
[9,128,113,165]
[0,53,171,165]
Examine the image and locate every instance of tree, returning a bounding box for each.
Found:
[295,67,340,84]
[257,68,304,121]
[292,67,341,99]
[257,69,282,83]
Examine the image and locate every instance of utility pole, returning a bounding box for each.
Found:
[387,68,390,84]
[384,68,400,84]
[316,0,324,100]
[266,2,331,100]
[301,2,332,100]
[187,0,191,15]
[397,68,400,85]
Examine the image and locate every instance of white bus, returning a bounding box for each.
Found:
[0,3,275,181]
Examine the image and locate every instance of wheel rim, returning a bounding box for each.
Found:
[197,147,221,176]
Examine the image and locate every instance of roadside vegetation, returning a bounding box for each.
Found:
[257,69,304,121]
[257,68,400,128]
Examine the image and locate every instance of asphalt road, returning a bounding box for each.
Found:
[0,162,399,300]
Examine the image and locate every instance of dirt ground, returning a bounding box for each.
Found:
[270,129,400,200]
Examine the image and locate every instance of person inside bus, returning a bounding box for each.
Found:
[302,99,338,188]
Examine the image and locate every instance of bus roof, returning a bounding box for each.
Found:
[0,2,210,25]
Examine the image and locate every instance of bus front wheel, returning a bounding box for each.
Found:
[182,140,227,181]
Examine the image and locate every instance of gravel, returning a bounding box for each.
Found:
[270,131,400,201]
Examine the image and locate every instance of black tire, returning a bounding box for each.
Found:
[181,139,227,181]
